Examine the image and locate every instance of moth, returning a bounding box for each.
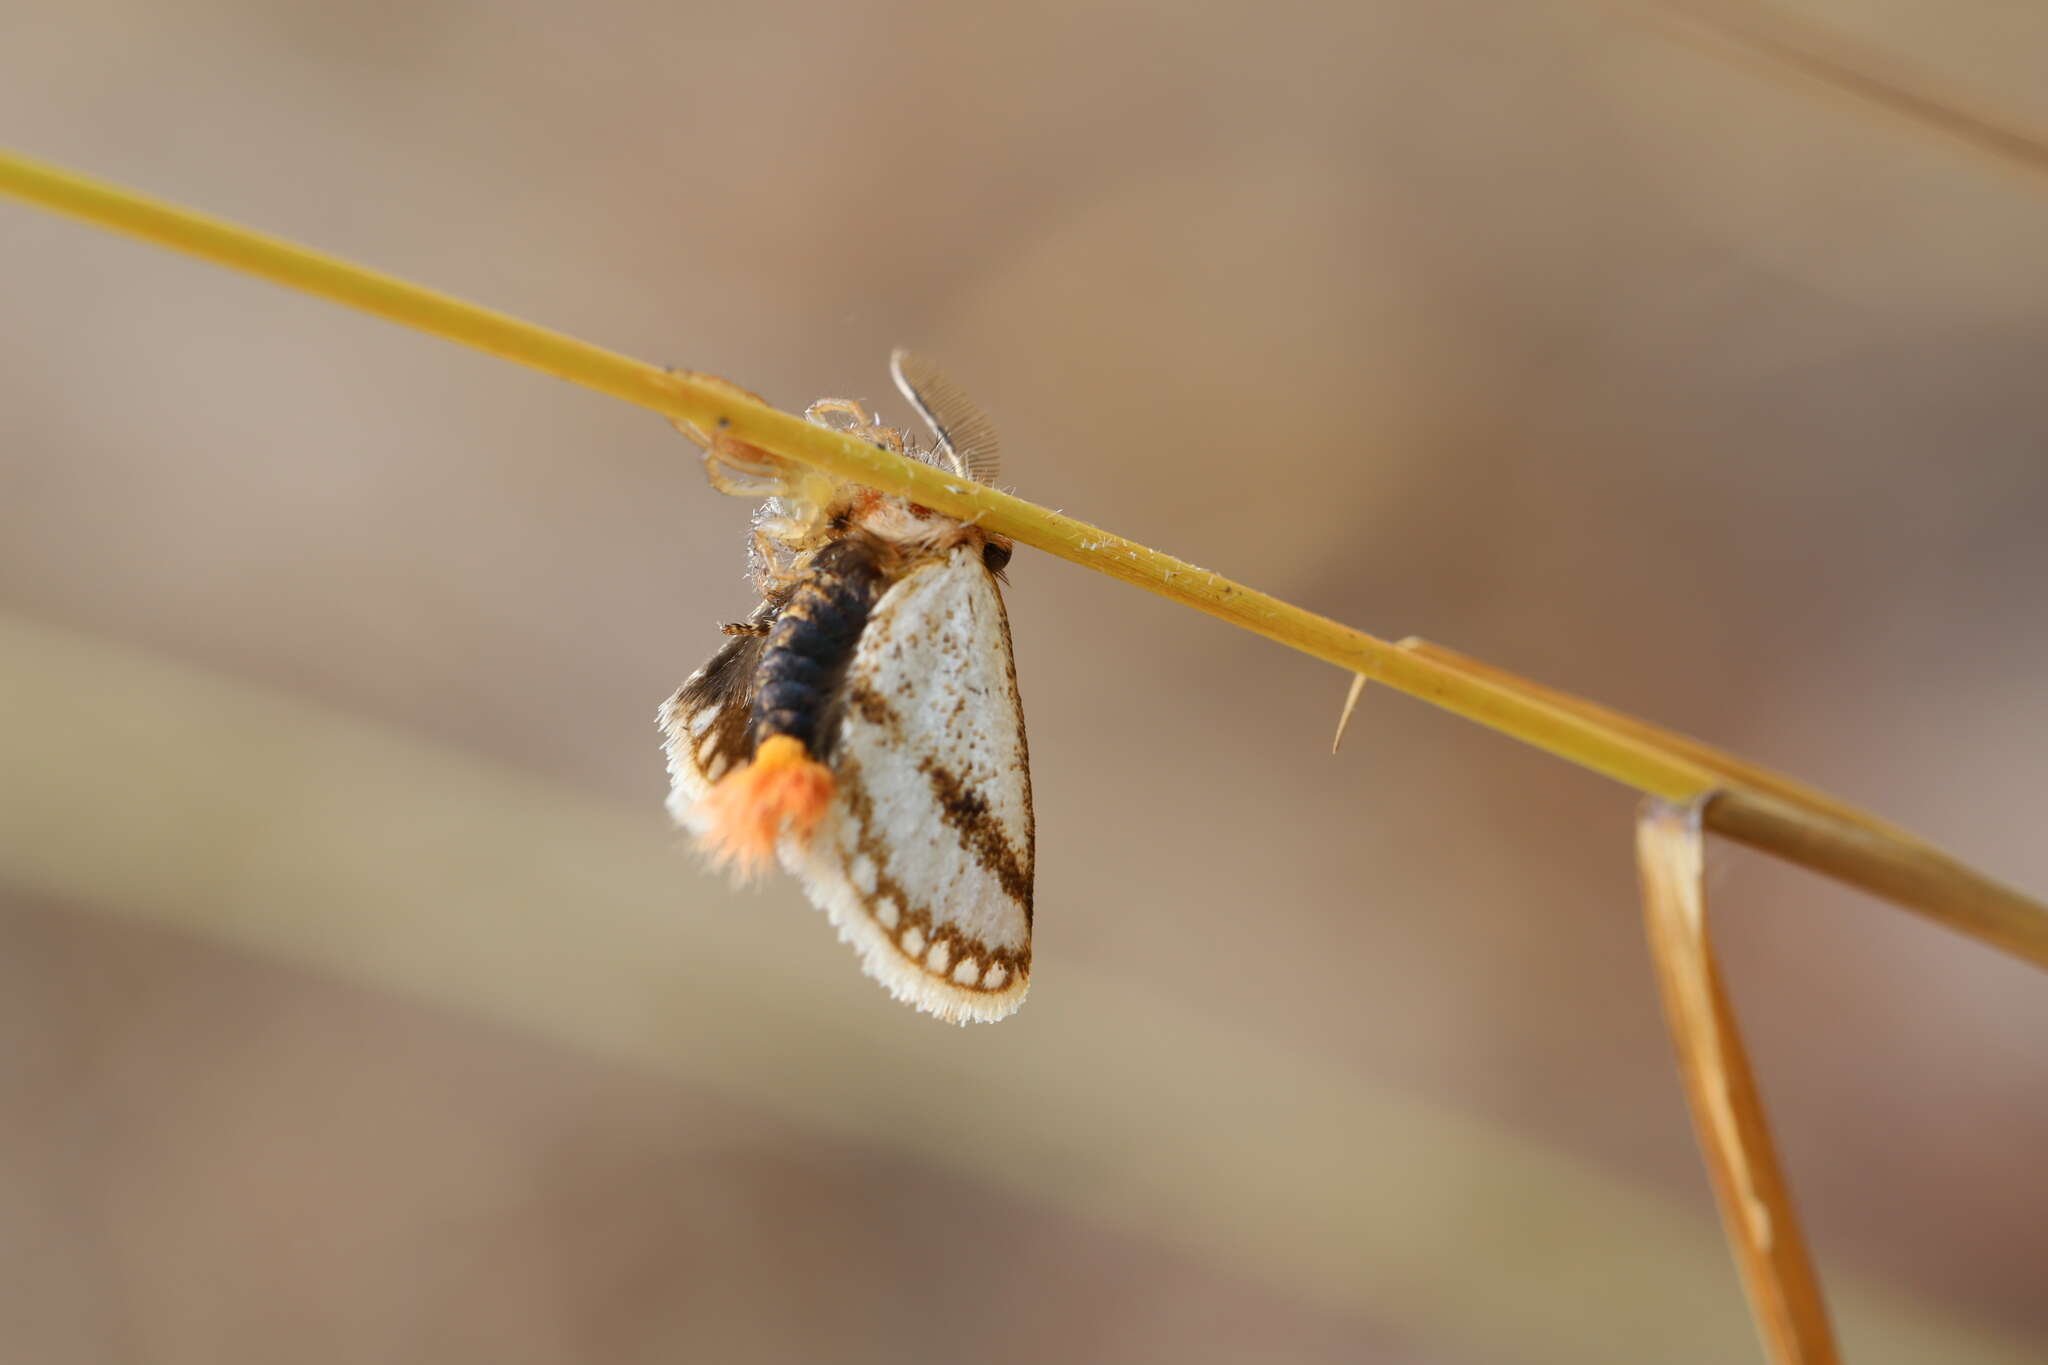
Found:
[658,351,1033,1024]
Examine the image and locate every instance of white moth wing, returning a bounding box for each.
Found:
[792,543,1033,1024]
[658,611,771,824]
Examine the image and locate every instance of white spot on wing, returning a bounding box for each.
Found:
[659,681,748,813]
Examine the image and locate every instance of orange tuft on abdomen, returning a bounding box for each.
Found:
[696,735,836,877]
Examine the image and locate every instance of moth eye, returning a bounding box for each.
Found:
[981,540,1012,573]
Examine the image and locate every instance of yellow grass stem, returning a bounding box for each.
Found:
[4,145,2046,977]
[1638,800,1840,1365]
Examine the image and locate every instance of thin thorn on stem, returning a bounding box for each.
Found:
[1331,673,1369,754]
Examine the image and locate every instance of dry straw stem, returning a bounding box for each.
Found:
[1634,1,2048,185]
[3,146,2046,973]
[1637,800,1840,1365]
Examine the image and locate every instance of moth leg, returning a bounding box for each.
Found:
[804,397,877,431]
[664,370,803,498]
[749,527,819,597]
[702,434,800,499]
[805,398,910,455]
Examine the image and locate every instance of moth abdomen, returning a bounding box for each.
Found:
[752,536,888,756]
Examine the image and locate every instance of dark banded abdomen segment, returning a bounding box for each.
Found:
[752,536,888,756]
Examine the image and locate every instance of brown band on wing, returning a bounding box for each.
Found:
[920,760,1034,923]
[832,754,1031,986]
[843,677,901,730]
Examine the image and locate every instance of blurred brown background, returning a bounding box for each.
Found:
[4,2,2047,1361]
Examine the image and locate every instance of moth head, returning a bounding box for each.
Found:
[833,489,1012,576]
[699,362,1013,586]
